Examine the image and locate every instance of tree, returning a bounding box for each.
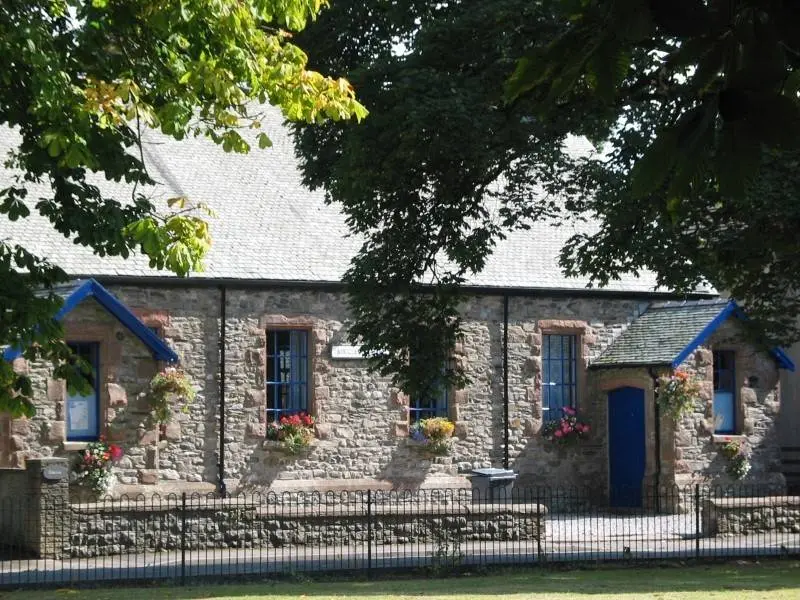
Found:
[0,0,366,417]
[293,0,800,397]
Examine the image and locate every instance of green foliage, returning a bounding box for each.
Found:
[148,367,196,425]
[0,0,365,416]
[295,0,800,399]
[656,370,702,422]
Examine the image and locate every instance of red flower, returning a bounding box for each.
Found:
[109,445,123,461]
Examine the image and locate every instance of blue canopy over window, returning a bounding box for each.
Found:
[3,278,179,363]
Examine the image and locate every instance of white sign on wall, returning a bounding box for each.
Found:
[331,345,366,360]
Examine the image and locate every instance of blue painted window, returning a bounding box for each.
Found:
[65,342,100,441]
[266,330,309,422]
[713,350,736,434]
[409,380,449,424]
[542,334,578,422]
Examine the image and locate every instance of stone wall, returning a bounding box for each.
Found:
[1,283,786,498]
[702,496,800,536]
[670,320,785,489]
[66,497,546,558]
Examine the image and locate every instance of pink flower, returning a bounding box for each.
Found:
[583,424,590,433]
[554,429,563,438]
[563,407,576,416]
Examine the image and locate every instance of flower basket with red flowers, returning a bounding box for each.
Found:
[264,412,316,454]
[541,407,590,445]
[657,369,701,421]
[73,436,124,496]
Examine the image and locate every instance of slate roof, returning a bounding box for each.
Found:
[0,106,704,293]
[591,299,733,368]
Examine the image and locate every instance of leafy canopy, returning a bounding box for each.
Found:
[0,0,365,417]
[295,0,800,397]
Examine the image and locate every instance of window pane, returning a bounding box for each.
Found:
[265,330,309,422]
[542,334,578,421]
[66,342,100,441]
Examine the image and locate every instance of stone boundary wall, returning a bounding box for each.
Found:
[66,499,547,559]
[702,496,800,537]
[0,458,69,557]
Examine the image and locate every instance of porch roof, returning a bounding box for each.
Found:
[590,299,795,371]
[3,278,178,363]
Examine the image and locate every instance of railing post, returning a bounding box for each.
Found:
[694,484,700,560]
[366,489,373,576]
[535,487,542,561]
[181,492,187,586]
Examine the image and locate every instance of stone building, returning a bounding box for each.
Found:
[0,108,794,507]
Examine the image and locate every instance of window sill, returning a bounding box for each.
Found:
[62,441,91,451]
[711,434,746,445]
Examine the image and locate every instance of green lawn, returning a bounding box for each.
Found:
[1,563,799,600]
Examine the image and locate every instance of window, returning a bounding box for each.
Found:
[65,342,100,441]
[266,330,309,422]
[713,350,736,434]
[409,382,449,424]
[542,334,578,422]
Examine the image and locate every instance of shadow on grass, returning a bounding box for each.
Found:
[5,561,800,599]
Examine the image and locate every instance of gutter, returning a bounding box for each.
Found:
[92,275,717,301]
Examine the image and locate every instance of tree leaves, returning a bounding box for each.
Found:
[0,0,367,415]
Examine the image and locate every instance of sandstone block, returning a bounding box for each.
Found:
[11,357,28,374]
[10,418,29,436]
[394,421,409,438]
[163,422,181,441]
[138,428,159,446]
[246,422,265,438]
[9,435,27,451]
[145,446,159,469]
[694,348,712,367]
[244,389,266,408]
[46,421,65,443]
[47,379,65,402]
[454,420,469,438]
[315,386,330,401]
[453,390,468,405]
[740,387,757,405]
[138,469,158,485]
[315,423,333,440]
[107,383,127,407]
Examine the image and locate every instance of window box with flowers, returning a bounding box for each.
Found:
[409,417,455,455]
[541,407,590,445]
[264,412,317,454]
[73,437,124,497]
[656,369,702,421]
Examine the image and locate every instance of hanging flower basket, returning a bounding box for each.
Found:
[265,412,316,454]
[409,417,455,455]
[541,407,590,445]
[656,369,701,421]
[148,367,195,425]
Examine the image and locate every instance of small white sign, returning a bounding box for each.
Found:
[331,345,366,360]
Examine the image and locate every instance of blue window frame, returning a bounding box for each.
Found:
[542,334,578,422]
[266,330,309,422]
[409,382,449,424]
[713,350,736,434]
[65,342,100,441]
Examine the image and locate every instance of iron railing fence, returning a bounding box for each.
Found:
[0,484,797,588]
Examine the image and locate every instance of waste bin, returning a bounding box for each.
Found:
[469,467,517,503]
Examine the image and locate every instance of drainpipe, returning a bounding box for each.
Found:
[218,285,227,498]
[503,294,510,470]
[648,366,661,511]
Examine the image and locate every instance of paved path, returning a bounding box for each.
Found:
[1,532,798,587]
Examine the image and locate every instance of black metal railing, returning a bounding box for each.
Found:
[0,484,797,588]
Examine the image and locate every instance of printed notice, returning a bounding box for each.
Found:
[68,398,90,431]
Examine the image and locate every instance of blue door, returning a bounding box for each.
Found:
[609,387,646,508]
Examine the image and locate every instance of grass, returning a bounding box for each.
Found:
[0,562,799,600]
